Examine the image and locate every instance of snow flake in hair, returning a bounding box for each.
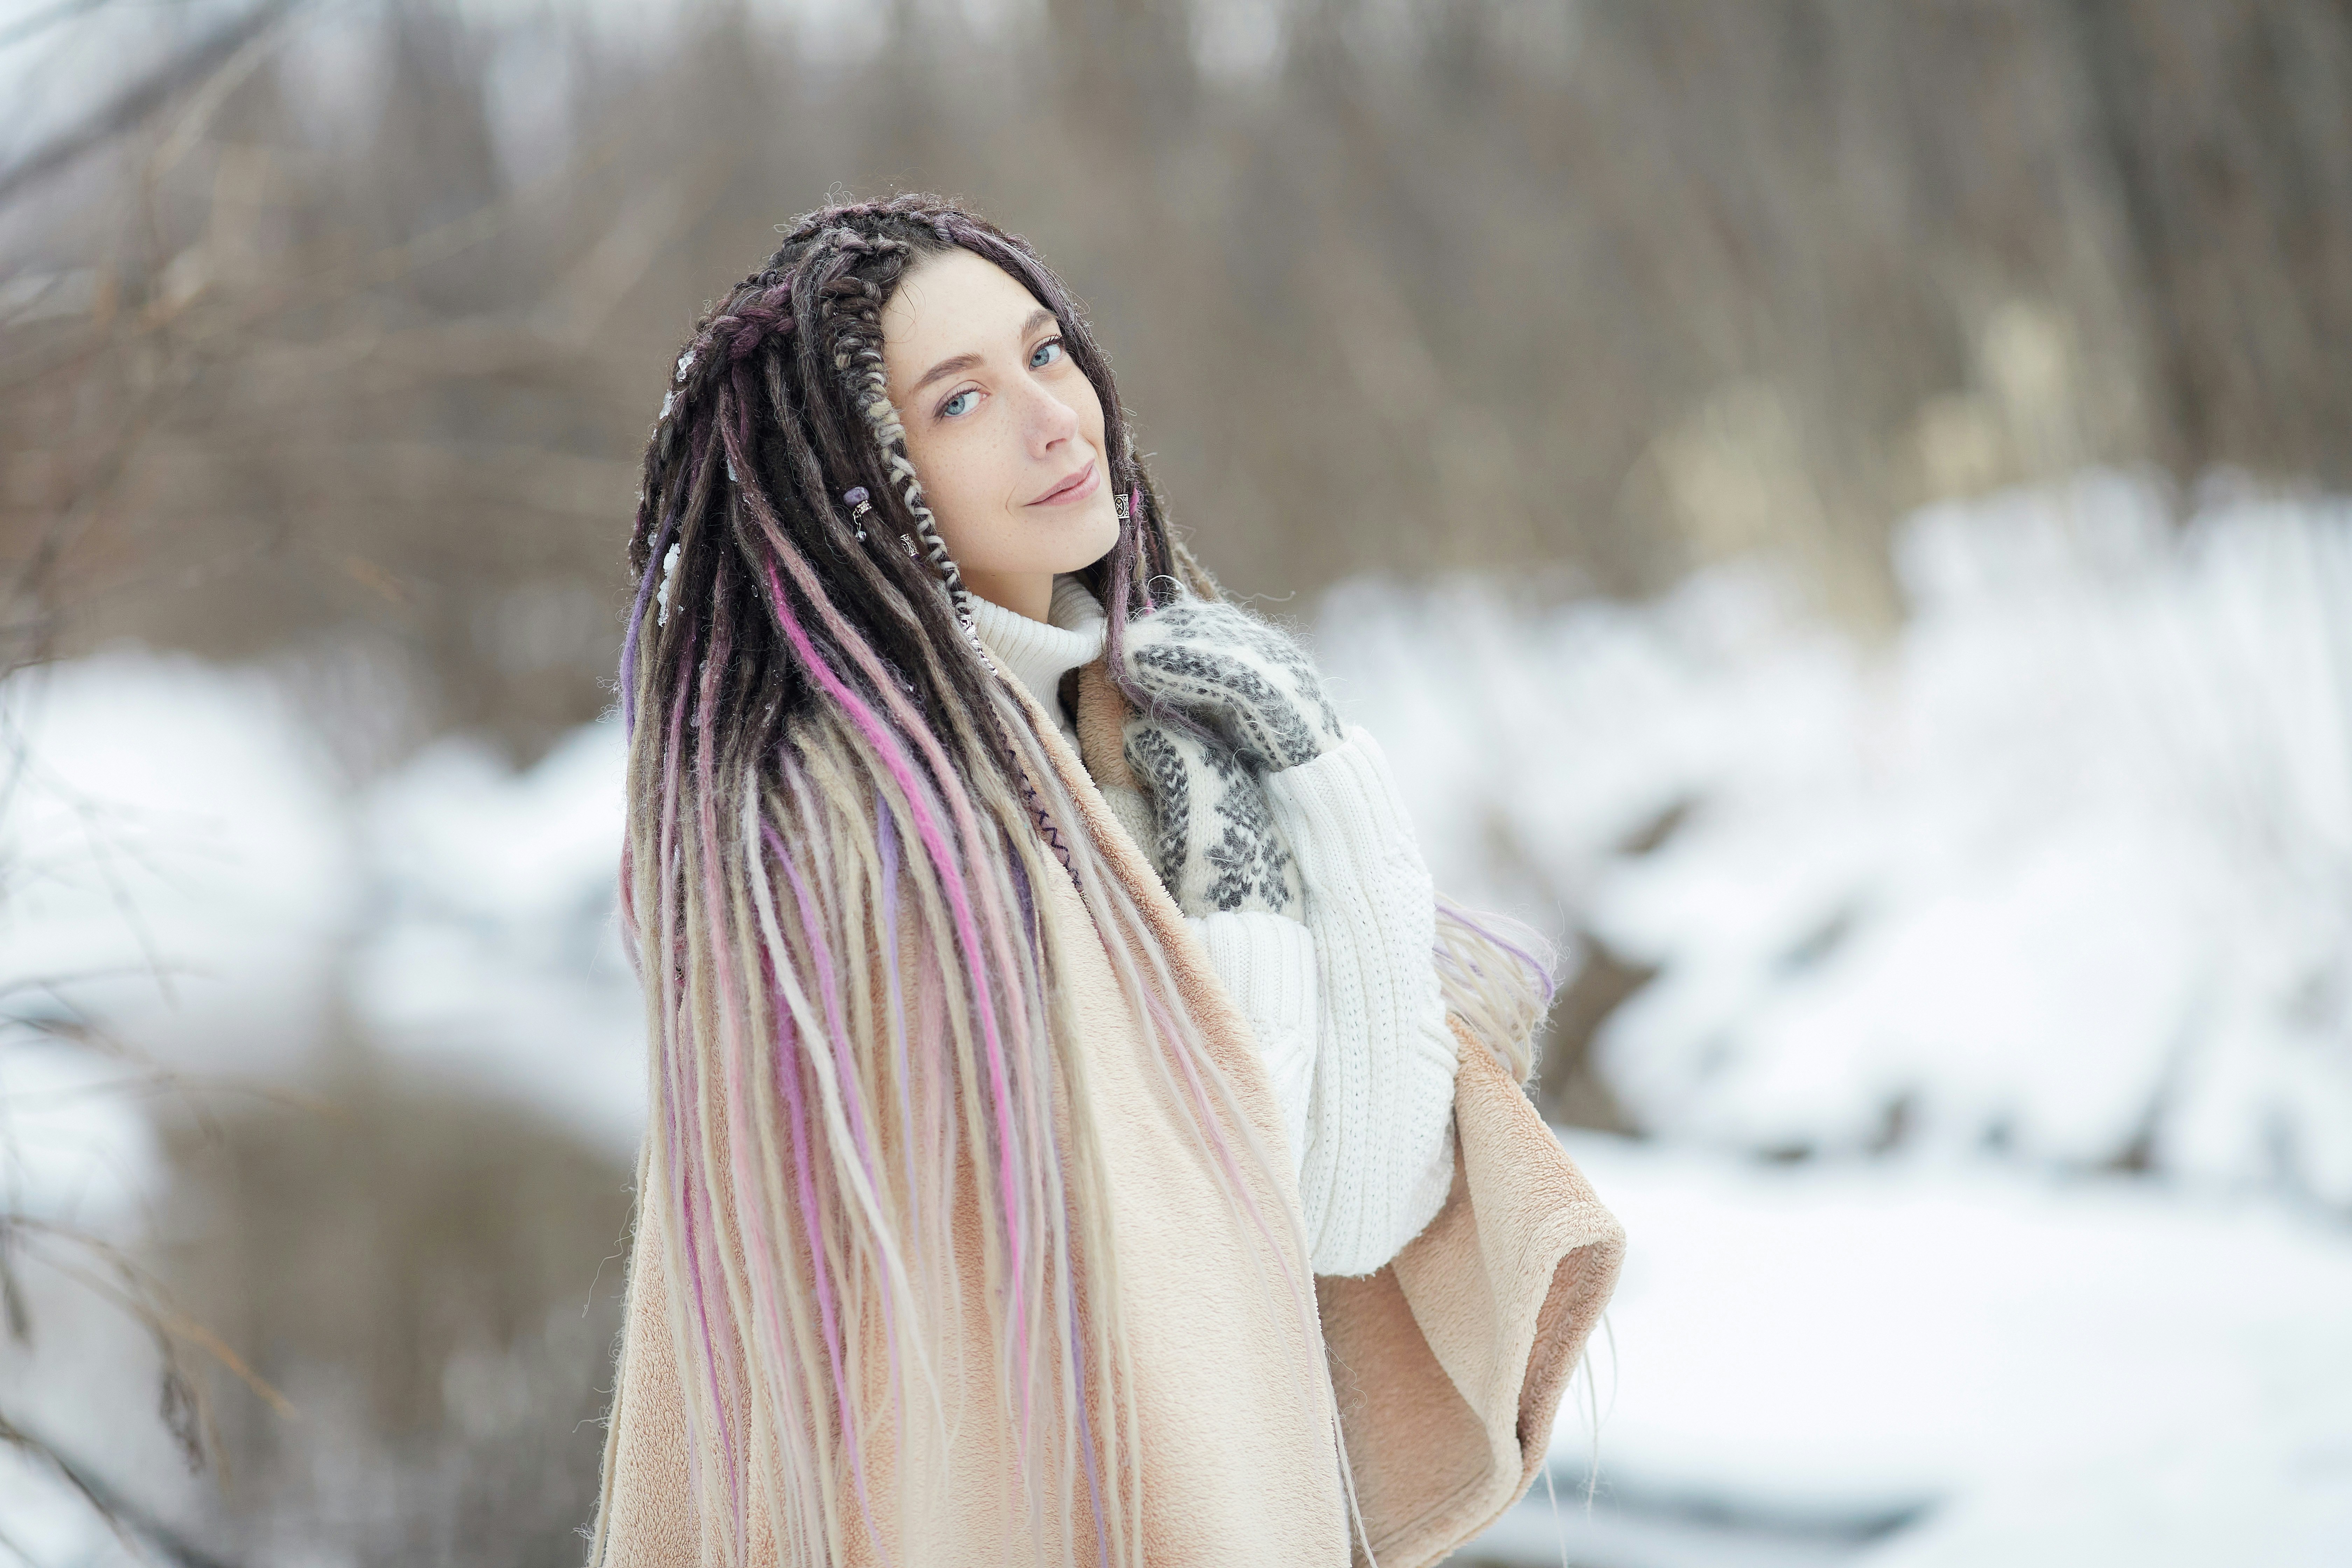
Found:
[675,347,695,381]
[655,541,682,627]
[660,389,675,419]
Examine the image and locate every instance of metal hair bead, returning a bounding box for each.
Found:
[844,485,872,540]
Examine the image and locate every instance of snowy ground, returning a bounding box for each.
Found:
[5,469,2350,1561]
[1461,1131,2352,1567]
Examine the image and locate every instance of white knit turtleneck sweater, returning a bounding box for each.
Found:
[970,579,1458,1278]
[968,575,1107,752]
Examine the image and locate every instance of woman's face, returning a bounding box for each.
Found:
[880,249,1121,619]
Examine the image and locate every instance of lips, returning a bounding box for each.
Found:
[1030,457,1099,506]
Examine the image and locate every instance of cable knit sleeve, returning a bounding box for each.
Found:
[1264,724,1460,1278]
[1142,723,1458,1279]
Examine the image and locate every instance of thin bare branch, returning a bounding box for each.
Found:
[0,0,302,209]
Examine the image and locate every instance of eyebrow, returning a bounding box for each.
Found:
[908,306,1059,398]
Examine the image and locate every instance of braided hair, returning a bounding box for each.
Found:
[593,195,1318,1568]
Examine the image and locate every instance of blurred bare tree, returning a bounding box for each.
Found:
[0,9,302,1561]
[0,8,630,1560]
[5,0,2350,760]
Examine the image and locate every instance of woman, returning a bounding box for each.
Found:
[589,193,1622,1567]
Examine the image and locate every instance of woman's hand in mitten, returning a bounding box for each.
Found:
[1119,597,1348,774]
[1120,711,1307,919]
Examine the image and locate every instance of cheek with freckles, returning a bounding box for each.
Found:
[903,398,1119,578]
[896,422,1008,563]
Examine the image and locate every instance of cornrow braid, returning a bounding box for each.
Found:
[804,230,996,671]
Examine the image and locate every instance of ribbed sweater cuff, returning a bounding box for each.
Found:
[1261,727,1422,879]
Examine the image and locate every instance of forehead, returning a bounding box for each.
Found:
[881,249,1043,364]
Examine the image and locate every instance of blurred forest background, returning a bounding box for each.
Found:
[13,0,2352,750]
[4,1,2351,1564]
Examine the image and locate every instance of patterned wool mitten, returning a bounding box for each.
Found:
[1119,598,1348,774]
[1120,715,1307,918]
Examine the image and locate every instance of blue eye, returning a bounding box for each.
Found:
[940,388,978,418]
[1031,338,1062,369]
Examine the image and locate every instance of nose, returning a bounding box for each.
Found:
[1017,375,1081,459]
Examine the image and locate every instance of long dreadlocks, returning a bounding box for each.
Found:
[592,195,1310,1567]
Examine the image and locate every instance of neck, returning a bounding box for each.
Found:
[963,569,1054,624]
[966,576,1108,730]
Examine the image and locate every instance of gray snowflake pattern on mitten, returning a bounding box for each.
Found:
[1121,714,1306,919]
[1121,600,1347,773]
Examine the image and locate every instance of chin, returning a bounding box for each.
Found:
[1050,503,1124,572]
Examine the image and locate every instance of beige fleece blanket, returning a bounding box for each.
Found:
[592,659,1624,1565]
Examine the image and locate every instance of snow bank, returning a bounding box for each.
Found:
[0,646,357,1078]
[0,1041,158,1228]
[351,718,644,1156]
[1523,1129,2352,1567]
[0,644,643,1158]
[1317,471,2352,1205]
[0,1460,144,1568]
